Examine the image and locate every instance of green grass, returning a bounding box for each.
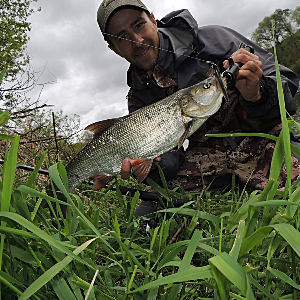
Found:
[1,32,300,299]
[1,106,300,300]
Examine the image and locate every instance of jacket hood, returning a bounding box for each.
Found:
[157,9,198,41]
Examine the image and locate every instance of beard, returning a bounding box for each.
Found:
[131,40,159,71]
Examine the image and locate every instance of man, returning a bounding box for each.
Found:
[97,0,299,214]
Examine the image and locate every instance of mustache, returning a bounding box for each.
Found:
[132,41,153,55]
[133,47,149,56]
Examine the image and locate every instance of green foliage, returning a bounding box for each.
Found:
[1,139,300,299]
[0,0,39,82]
[0,0,43,113]
[251,7,300,76]
[272,29,300,76]
[252,8,299,49]
[292,6,300,26]
[0,70,15,140]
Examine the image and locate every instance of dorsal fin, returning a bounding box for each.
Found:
[85,118,118,139]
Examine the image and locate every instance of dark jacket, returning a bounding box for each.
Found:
[127,9,298,117]
[126,9,299,183]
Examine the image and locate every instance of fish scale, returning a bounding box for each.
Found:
[66,76,225,192]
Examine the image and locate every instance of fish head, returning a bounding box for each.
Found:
[181,76,227,118]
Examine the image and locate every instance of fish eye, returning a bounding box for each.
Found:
[203,82,211,89]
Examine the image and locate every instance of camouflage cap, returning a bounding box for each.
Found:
[97,0,149,38]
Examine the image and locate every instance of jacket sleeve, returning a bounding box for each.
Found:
[127,88,146,113]
[196,25,299,119]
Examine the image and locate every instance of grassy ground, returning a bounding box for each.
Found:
[1,150,300,300]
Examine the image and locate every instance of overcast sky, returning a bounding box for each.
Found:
[26,0,299,131]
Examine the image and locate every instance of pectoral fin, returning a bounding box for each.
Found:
[130,158,153,182]
[178,121,193,149]
[92,174,115,191]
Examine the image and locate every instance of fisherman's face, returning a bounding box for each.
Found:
[107,8,159,71]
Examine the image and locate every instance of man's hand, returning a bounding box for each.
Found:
[120,156,161,180]
[120,157,132,180]
[223,48,263,102]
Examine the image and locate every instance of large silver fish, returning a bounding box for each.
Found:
[66,76,226,192]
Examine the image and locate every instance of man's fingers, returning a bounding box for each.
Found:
[223,49,261,70]
[231,48,259,62]
[121,157,131,179]
[237,61,263,81]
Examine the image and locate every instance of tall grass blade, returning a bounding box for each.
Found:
[272,223,300,257]
[0,135,20,273]
[146,177,171,201]
[239,226,272,257]
[0,134,14,140]
[147,276,161,300]
[26,152,47,188]
[179,229,201,272]
[156,244,186,270]
[268,267,300,291]
[66,275,85,300]
[0,226,38,239]
[12,190,32,221]
[272,21,292,198]
[247,275,277,300]
[17,185,71,206]
[148,226,159,271]
[210,263,230,300]
[127,265,138,293]
[52,278,78,300]
[229,293,246,300]
[158,207,235,225]
[167,284,182,299]
[209,252,255,299]
[1,136,20,212]
[226,192,260,232]
[110,231,148,275]
[47,163,116,255]
[19,237,97,300]
[0,274,23,297]
[0,211,95,269]
[131,265,212,293]
[269,130,285,183]
[251,200,300,207]
[229,220,245,260]
[128,190,139,224]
